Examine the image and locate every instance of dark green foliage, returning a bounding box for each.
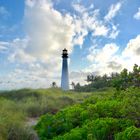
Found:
[53,127,87,140]
[87,118,133,140]
[74,64,140,91]
[115,126,140,140]
[35,88,140,140]
[118,88,140,126]
[112,64,140,90]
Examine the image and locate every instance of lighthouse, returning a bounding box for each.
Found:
[61,48,69,90]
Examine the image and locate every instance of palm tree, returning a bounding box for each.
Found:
[71,82,75,89]
[51,82,57,88]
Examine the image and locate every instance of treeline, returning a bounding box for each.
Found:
[73,64,140,92]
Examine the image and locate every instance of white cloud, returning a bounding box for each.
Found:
[0,61,62,90]
[122,35,140,65]
[122,35,140,57]
[72,3,109,42]
[24,0,75,56]
[86,35,140,75]
[24,0,77,72]
[0,6,10,18]
[7,38,36,63]
[109,24,120,39]
[72,3,87,13]
[104,2,122,21]
[0,41,9,52]
[15,1,119,67]
[87,43,119,63]
[134,7,140,20]
[93,25,108,36]
[70,71,89,86]
[72,3,120,40]
[86,43,122,75]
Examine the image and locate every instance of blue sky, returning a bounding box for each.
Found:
[0,0,140,89]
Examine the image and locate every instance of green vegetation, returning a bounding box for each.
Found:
[35,87,140,140]
[0,88,92,140]
[74,64,140,92]
[0,65,140,140]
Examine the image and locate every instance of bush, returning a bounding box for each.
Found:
[87,118,133,140]
[35,88,140,140]
[115,126,140,140]
[53,127,87,140]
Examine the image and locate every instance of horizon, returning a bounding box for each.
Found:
[0,0,140,90]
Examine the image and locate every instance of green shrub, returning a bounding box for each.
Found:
[115,126,140,140]
[51,118,133,140]
[88,118,133,140]
[53,127,87,140]
[86,100,122,119]
[35,88,140,140]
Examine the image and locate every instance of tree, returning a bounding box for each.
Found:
[71,82,75,90]
[132,64,140,87]
[113,64,140,90]
[51,82,57,88]
[74,83,81,91]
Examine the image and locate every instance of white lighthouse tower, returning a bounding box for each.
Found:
[61,48,69,90]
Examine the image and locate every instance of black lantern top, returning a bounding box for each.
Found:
[62,48,68,58]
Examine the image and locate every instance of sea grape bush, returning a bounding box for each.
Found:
[115,126,140,140]
[35,87,140,140]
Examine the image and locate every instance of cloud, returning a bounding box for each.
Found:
[72,3,87,13]
[7,38,35,63]
[104,2,122,21]
[107,61,122,70]
[93,25,108,36]
[72,3,120,40]
[23,0,78,76]
[122,34,140,66]
[87,43,119,63]
[86,35,140,75]
[0,67,50,90]
[10,1,120,66]
[72,3,109,42]
[0,61,63,90]
[69,71,89,86]
[109,24,120,39]
[24,0,75,57]
[0,6,10,18]
[134,7,140,20]
[0,41,9,52]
